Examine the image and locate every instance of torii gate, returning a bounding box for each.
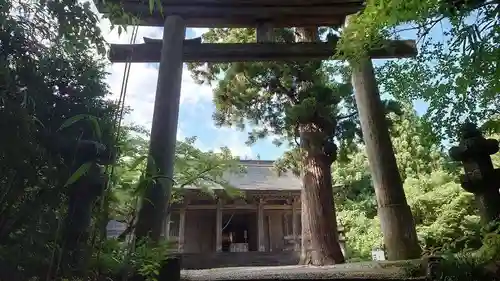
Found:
[95,0,419,260]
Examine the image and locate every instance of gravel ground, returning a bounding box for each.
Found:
[180,260,426,280]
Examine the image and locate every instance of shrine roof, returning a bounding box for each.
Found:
[94,0,365,27]
[185,160,302,192]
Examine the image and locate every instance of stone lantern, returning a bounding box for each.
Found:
[449,122,500,224]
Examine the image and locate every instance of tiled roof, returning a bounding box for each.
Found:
[185,160,302,191]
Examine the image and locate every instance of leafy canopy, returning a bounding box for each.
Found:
[341,0,499,139]
[189,28,370,157]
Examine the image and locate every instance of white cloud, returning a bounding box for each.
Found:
[99,22,213,126]
[209,127,253,159]
[217,142,253,159]
[90,4,256,157]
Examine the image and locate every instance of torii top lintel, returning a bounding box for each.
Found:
[94,0,365,27]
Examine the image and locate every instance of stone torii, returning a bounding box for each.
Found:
[94,0,420,259]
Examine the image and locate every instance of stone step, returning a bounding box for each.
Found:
[180,265,428,281]
[180,252,300,269]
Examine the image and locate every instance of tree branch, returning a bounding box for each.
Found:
[241,69,297,105]
[177,165,221,189]
[338,112,358,121]
[417,15,446,45]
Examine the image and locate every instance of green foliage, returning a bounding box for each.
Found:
[334,107,486,260]
[0,0,118,278]
[188,28,360,151]
[407,173,481,254]
[439,253,494,281]
[338,210,384,259]
[174,137,244,194]
[91,238,173,281]
[64,162,93,187]
[342,0,500,140]
[436,224,500,281]
[58,114,103,141]
[1,0,219,278]
[92,239,128,276]
[338,0,499,269]
[133,240,171,281]
[188,27,405,178]
[338,0,438,61]
[108,125,244,237]
[387,105,444,179]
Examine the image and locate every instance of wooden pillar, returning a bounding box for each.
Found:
[338,226,347,258]
[257,199,265,252]
[178,208,186,252]
[135,15,185,240]
[256,22,273,42]
[216,199,223,252]
[349,34,421,260]
[164,213,171,241]
[292,198,299,251]
[351,57,421,260]
[267,215,272,251]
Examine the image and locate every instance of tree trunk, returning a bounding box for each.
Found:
[295,27,344,265]
[299,126,345,265]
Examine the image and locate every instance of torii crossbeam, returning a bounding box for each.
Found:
[109,38,417,63]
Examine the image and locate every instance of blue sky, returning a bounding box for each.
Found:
[98,13,447,160]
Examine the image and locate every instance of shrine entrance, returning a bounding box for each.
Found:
[96,0,420,262]
[222,212,255,252]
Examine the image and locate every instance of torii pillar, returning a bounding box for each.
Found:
[134,15,185,240]
[351,59,421,260]
[347,18,421,260]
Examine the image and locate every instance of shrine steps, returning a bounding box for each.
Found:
[180,251,300,269]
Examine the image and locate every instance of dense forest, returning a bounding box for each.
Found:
[0,0,499,280]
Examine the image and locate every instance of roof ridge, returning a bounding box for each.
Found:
[239,159,275,165]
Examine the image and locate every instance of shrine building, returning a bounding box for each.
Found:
[163,160,346,269]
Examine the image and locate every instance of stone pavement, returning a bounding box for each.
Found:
[180,260,427,281]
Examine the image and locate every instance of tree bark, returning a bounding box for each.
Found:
[296,27,344,265]
[299,127,345,265]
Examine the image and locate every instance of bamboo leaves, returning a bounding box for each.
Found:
[64,162,93,187]
[57,114,103,141]
[1,0,117,276]
[129,155,148,171]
